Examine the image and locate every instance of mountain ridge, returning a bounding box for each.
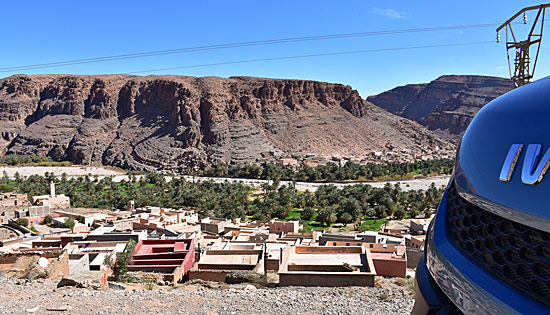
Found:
[0,74,450,171]
[367,75,514,138]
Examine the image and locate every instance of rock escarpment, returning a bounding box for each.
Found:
[367,75,514,137]
[0,74,450,171]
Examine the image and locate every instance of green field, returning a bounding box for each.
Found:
[284,209,328,232]
[359,219,387,231]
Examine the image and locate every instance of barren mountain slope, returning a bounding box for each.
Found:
[367,75,514,139]
[0,74,451,171]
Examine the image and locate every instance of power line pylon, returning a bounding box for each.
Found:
[496,4,550,87]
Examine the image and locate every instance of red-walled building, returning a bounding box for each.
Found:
[128,239,195,283]
[364,243,407,278]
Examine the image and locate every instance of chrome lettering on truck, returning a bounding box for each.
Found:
[499,144,523,182]
[500,144,550,185]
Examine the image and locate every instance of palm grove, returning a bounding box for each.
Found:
[202,159,454,182]
[1,171,444,231]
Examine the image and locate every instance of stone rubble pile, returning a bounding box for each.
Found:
[0,275,414,314]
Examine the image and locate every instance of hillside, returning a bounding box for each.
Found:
[367,75,514,139]
[0,74,451,171]
[0,275,414,314]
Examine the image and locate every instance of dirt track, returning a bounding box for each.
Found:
[0,166,450,192]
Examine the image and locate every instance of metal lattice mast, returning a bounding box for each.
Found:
[496,4,550,87]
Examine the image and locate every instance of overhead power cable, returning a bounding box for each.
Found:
[126,41,494,74]
[0,22,517,73]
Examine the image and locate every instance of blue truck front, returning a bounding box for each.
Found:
[413,77,550,314]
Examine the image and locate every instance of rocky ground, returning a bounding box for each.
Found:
[0,275,414,314]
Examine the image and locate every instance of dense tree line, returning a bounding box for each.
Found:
[0,154,452,183]
[251,181,443,225]
[0,154,71,166]
[202,159,454,182]
[5,172,444,228]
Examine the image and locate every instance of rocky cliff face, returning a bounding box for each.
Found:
[0,74,450,171]
[367,75,514,137]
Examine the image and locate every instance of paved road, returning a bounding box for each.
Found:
[0,166,451,192]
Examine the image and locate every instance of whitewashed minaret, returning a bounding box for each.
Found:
[50,181,56,198]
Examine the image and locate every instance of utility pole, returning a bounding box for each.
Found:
[496,4,550,87]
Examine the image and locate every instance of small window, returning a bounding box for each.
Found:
[346,243,350,246]
[369,244,373,248]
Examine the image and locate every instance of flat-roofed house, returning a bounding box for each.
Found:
[364,243,407,277]
[278,246,376,287]
[128,239,195,284]
[32,182,70,208]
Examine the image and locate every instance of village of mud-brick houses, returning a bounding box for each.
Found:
[0,183,429,288]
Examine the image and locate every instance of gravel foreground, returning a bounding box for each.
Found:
[0,276,414,314]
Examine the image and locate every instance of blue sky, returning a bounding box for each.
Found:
[1,1,548,97]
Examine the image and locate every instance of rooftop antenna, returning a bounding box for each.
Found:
[496,4,550,87]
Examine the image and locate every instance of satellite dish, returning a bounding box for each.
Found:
[38,257,48,268]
